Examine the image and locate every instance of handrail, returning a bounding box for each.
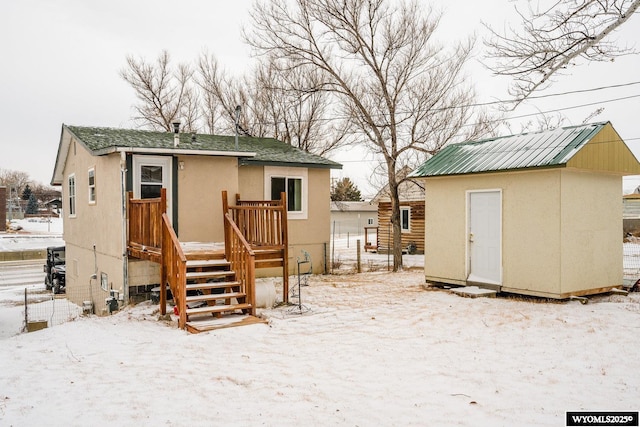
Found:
[224,212,256,315]
[229,191,289,302]
[127,189,166,252]
[160,212,188,328]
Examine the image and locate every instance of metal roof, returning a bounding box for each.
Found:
[410,122,607,178]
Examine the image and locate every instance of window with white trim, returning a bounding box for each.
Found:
[400,206,410,232]
[88,167,96,204]
[265,166,308,220]
[68,174,76,217]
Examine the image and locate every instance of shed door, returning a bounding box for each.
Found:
[467,190,501,285]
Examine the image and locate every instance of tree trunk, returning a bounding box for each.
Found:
[387,170,403,272]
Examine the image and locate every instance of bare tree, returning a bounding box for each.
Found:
[246,0,492,271]
[484,0,640,102]
[0,169,31,197]
[197,52,349,155]
[120,50,198,132]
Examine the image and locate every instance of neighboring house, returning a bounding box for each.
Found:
[330,201,378,236]
[623,188,640,235]
[410,121,640,299]
[44,198,63,215]
[371,167,425,254]
[51,124,341,331]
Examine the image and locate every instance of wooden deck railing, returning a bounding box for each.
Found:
[223,191,289,302]
[127,189,166,261]
[224,212,256,316]
[160,212,188,328]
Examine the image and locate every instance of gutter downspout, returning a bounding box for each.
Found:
[121,151,129,304]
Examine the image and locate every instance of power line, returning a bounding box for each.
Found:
[239,80,640,127]
[473,81,640,108]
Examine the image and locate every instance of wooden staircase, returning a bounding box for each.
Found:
[127,188,286,333]
[182,254,263,333]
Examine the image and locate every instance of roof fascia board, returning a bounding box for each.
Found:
[239,160,342,170]
[108,147,257,158]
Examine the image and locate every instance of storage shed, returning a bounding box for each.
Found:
[410,122,640,299]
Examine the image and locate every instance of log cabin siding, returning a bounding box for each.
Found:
[376,200,424,254]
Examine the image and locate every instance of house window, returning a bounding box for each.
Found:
[400,207,410,232]
[367,218,374,226]
[271,176,302,212]
[68,174,76,217]
[88,167,96,204]
[140,165,163,198]
[264,166,308,220]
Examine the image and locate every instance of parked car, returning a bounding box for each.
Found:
[44,246,65,294]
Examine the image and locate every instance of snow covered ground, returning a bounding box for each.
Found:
[1,271,639,426]
[0,217,63,252]
[1,219,639,426]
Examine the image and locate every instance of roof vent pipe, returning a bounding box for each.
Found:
[172,120,181,147]
[234,105,241,151]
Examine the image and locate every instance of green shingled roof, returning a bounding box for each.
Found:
[410,122,608,178]
[65,125,342,169]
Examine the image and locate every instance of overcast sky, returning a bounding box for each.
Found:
[2,0,640,196]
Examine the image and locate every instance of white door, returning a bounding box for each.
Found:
[467,190,501,285]
[132,155,173,223]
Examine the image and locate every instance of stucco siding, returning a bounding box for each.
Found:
[62,137,126,307]
[176,155,239,242]
[238,166,264,199]
[500,170,562,296]
[559,170,622,293]
[288,168,331,274]
[64,241,125,312]
[423,176,467,284]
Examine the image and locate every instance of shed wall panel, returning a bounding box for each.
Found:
[559,170,622,293]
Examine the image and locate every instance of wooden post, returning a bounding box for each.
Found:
[280,191,289,303]
[222,191,230,260]
[357,239,361,273]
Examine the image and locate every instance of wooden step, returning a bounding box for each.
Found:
[185,292,245,303]
[185,281,241,291]
[186,270,234,281]
[186,259,230,269]
[186,302,252,316]
[185,314,267,333]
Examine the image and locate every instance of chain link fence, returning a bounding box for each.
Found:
[623,241,640,289]
[23,288,82,332]
[328,229,425,273]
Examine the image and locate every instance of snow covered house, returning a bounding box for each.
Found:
[410,122,640,299]
[51,124,341,331]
